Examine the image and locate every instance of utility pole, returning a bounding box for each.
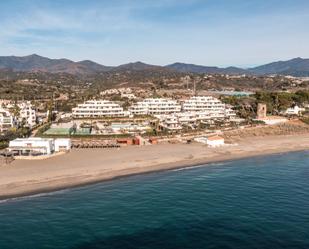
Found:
[184,75,190,90]
[193,78,196,96]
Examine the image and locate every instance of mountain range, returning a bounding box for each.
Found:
[1,54,309,77]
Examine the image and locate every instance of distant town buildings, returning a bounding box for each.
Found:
[194,135,225,147]
[100,87,133,96]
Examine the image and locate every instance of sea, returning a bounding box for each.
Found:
[1,151,309,249]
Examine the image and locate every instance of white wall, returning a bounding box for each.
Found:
[54,139,71,152]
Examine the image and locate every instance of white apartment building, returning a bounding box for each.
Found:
[225,104,237,119]
[176,112,197,124]
[158,114,182,131]
[0,108,14,133]
[182,96,235,120]
[129,98,181,116]
[5,101,36,128]
[72,100,129,118]
[18,102,36,127]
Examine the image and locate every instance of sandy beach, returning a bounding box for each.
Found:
[1,134,309,200]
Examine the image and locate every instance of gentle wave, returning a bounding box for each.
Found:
[0,189,70,204]
[171,162,227,172]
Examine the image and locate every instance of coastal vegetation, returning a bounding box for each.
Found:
[0,127,31,149]
[222,90,309,118]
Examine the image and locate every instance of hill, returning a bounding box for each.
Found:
[0,54,110,75]
[249,57,309,76]
[1,54,309,76]
[166,63,247,75]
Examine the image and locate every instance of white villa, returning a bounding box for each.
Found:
[72,100,129,118]
[129,98,181,115]
[18,102,36,127]
[1,101,36,128]
[0,108,14,133]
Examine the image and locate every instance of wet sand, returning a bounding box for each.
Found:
[1,134,309,200]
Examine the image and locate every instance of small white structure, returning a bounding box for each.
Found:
[121,93,136,99]
[284,106,305,116]
[194,135,225,147]
[206,135,225,147]
[8,138,54,155]
[54,138,71,152]
[194,137,208,144]
[60,112,72,119]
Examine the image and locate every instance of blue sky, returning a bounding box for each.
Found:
[0,0,309,67]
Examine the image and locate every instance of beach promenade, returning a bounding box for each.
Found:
[1,134,309,200]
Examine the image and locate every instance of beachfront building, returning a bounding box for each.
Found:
[194,135,225,147]
[206,135,225,147]
[0,108,14,133]
[8,137,71,156]
[182,96,234,120]
[72,100,129,118]
[129,98,181,116]
[8,138,55,155]
[54,138,72,152]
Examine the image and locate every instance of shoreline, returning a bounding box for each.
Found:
[1,134,309,201]
[1,149,307,202]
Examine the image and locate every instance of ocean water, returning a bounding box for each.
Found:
[1,152,309,249]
